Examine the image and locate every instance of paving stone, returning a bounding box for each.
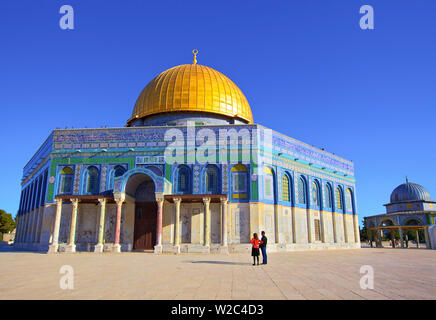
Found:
[0,248,435,300]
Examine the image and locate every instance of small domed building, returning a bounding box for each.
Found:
[14,52,360,254]
[364,179,436,249]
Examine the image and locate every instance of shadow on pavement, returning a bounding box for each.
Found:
[0,245,46,254]
[187,260,251,265]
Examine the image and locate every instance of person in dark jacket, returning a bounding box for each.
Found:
[260,231,267,265]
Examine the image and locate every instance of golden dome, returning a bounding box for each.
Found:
[128,63,253,125]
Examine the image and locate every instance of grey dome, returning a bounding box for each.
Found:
[390,182,431,203]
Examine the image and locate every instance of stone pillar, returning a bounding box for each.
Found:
[343,213,348,243]
[173,197,181,253]
[220,198,228,254]
[405,232,409,248]
[424,227,430,249]
[428,225,436,250]
[376,229,383,248]
[48,199,63,253]
[203,197,211,247]
[390,230,395,248]
[154,197,164,254]
[94,198,107,253]
[416,230,420,248]
[113,198,124,253]
[399,228,404,248]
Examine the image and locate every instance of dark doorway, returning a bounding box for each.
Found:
[128,175,157,251]
[133,202,157,250]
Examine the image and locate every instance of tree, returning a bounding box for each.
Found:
[360,219,368,242]
[0,210,16,240]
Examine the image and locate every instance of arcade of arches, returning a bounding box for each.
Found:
[367,218,430,249]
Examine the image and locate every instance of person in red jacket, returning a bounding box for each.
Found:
[250,233,263,265]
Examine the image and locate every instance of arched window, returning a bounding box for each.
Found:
[311,181,320,206]
[336,186,343,211]
[325,183,333,209]
[231,164,248,198]
[282,174,290,202]
[85,166,100,195]
[59,167,74,194]
[176,165,191,194]
[298,176,307,204]
[109,165,126,190]
[346,188,353,213]
[204,165,220,194]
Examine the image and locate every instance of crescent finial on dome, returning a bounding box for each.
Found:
[192,49,198,64]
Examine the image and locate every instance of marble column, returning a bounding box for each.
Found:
[203,197,211,247]
[173,197,181,254]
[220,199,228,252]
[113,198,124,253]
[65,198,79,253]
[154,197,164,254]
[48,199,63,253]
[94,198,107,253]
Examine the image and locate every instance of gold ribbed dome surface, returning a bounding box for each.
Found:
[128,64,253,125]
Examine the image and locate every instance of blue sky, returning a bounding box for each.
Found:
[1,0,435,224]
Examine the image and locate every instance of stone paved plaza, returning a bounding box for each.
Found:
[0,248,435,300]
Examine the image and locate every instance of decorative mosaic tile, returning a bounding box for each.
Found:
[100,165,108,191]
[222,164,229,192]
[73,165,82,194]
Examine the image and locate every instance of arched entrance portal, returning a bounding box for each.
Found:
[125,173,157,250]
